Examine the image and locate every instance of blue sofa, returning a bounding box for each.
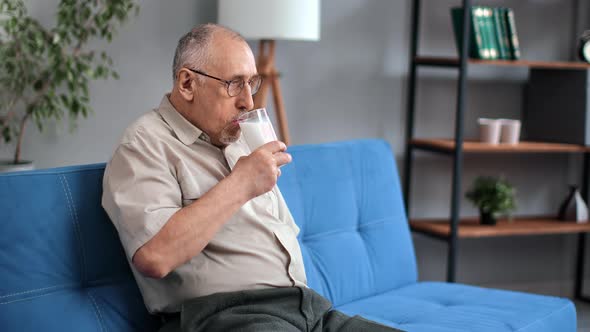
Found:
[0,139,576,331]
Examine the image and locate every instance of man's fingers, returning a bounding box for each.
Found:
[273,152,292,167]
[260,140,287,153]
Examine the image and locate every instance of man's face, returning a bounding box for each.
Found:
[189,35,257,146]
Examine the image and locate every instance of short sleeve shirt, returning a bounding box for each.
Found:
[101,95,307,313]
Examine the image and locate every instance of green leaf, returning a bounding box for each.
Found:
[81,83,89,97]
[52,32,60,44]
[2,126,12,143]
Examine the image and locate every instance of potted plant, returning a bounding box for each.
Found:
[0,0,139,172]
[465,176,517,225]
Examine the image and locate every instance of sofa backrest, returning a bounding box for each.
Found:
[278,139,417,307]
[0,139,417,331]
[0,164,160,332]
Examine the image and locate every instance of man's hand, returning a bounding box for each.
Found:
[231,141,292,199]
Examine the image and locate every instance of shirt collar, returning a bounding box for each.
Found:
[157,94,208,146]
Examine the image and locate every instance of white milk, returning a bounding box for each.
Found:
[240,121,277,151]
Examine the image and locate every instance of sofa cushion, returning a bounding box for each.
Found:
[278,139,418,307]
[335,282,576,332]
[0,164,159,332]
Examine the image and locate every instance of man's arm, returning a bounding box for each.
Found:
[132,141,291,279]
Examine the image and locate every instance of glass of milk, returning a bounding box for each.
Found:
[237,108,278,151]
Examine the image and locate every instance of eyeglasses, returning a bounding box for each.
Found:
[186,68,263,97]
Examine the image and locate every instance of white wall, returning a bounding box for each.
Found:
[3,0,590,296]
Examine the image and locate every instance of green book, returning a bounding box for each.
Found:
[493,8,509,59]
[498,8,513,60]
[474,7,491,59]
[505,8,521,60]
[450,7,487,59]
[481,7,499,60]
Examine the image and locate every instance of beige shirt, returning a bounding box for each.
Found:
[102,95,307,314]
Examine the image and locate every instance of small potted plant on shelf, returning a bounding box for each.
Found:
[466,176,517,225]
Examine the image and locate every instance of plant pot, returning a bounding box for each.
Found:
[0,160,34,173]
[480,210,497,226]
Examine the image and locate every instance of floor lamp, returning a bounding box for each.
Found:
[218,0,321,145]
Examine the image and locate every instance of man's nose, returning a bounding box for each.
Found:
[236,84,254,111]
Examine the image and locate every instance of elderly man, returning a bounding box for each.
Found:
[102,24,401,332]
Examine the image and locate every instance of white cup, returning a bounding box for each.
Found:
[478,118,501,145]
[499,119,521,145]
[237,108,278,151]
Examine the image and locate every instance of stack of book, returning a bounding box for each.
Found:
[451,6,521,60]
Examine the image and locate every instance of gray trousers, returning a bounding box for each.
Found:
[158,286,404,332]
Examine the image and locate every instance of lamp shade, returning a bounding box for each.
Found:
[218,0,320,41]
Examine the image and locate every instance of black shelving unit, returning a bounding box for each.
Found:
[404,0,472,284]
[402,0,590,300]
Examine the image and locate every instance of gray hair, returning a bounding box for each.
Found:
[172,23,245,82]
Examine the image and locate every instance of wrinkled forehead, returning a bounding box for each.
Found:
[205,34,257,79]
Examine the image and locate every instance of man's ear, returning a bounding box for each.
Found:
[176,69,195,101]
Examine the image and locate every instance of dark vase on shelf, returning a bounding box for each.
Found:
[558,185,589,223]
[480,210,496,226]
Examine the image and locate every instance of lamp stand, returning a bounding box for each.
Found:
[254,40,291,145]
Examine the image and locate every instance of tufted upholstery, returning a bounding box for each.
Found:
[0,139,576,331]
[277,139,417,306]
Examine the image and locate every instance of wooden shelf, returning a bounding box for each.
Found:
[411,217,590,238]
[415,56,590,70]
[410,138,590,154]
